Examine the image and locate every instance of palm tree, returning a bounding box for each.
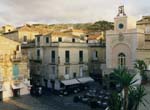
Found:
[134,60,147,73]
[134,60,147,83]
[111,67,137,110]
[128,86,149,110]
[109,92,122,110]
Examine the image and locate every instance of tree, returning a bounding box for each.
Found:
[111,67,137,110]
[128,86,149,110]
[134,60,147,73]
[88,20,114,31]
[109,92,122,110]
[134,60,147,83]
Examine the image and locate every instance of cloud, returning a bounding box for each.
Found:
[0,0,150,26]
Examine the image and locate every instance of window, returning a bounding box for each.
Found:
[86,40,88,43]
[72,38,75,42]
[51,66,55,74]
[145,25,150,34]
[118,53,126,67]
[16,45,19,51]
[95,51,98,58]
[23,36,27,42]
[37,36,40,42]
[46,37,49,43]
[79,51,83,62]
[65,67,70,75]
[92,51,98,60]
[58,37,62,42]
[51,51,55,63]
[79,66,83,77]
[65,51,70,63]
[73,72,77,78]
[37,49,40,59]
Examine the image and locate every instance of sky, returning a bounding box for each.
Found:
[0,0,150,26]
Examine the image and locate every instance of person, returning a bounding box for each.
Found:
[38,87,42,96]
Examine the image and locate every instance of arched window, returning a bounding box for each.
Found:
[118,53,126,67]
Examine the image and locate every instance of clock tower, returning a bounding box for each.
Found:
[106,6,137,70]
[114,6,127,33]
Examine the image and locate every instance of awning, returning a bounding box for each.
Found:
[11,83,24,89]
[61,79,80,86]
[77,77,94,83]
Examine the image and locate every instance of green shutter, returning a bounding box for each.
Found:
[13,64,19,80]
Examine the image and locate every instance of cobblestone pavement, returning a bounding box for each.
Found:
[0,83,149,110]
[0,82,101,110]
[0,93,92,110]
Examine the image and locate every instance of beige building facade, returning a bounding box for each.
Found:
[106,6,138,69]
[29,32,89,89]
[3,25,39,44]
[136,16,150,69]
[0,36,30,99]
[88,33,105,76]
[106,6,150,72]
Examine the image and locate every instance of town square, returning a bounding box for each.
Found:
[0,0,150,110]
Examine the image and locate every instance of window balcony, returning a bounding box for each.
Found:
[51,59,56,64]
[65,59,70,64]
[64,62,70,65]
[79,60,84,64]
[29,57,42,63]
[10,55,22,62]
[91,58,99,63]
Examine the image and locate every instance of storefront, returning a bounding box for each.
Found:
[11,83,24,97]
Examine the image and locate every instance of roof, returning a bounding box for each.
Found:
[72,29,87,33]
[87,32,104,40]
[51,31,79,38]
[0,35,20,44]
[137,16,150,24]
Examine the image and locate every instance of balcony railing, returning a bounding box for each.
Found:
[11,55,22,62]
[51,59,56,64]
[30,58,42,63]
[79,59,84,64]
[65,58,70,64]
[91,58,100,63]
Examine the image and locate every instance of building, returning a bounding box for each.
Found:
[136,16,150,69]
[3,24,39,44]
[29,31,89,90]
[0,35,30,100]
[1,25,15,33]
[106,6,139,70]
[87,32,105,77]
[106,6,150,73]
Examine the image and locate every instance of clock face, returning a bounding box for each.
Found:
[118,23,124,29]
